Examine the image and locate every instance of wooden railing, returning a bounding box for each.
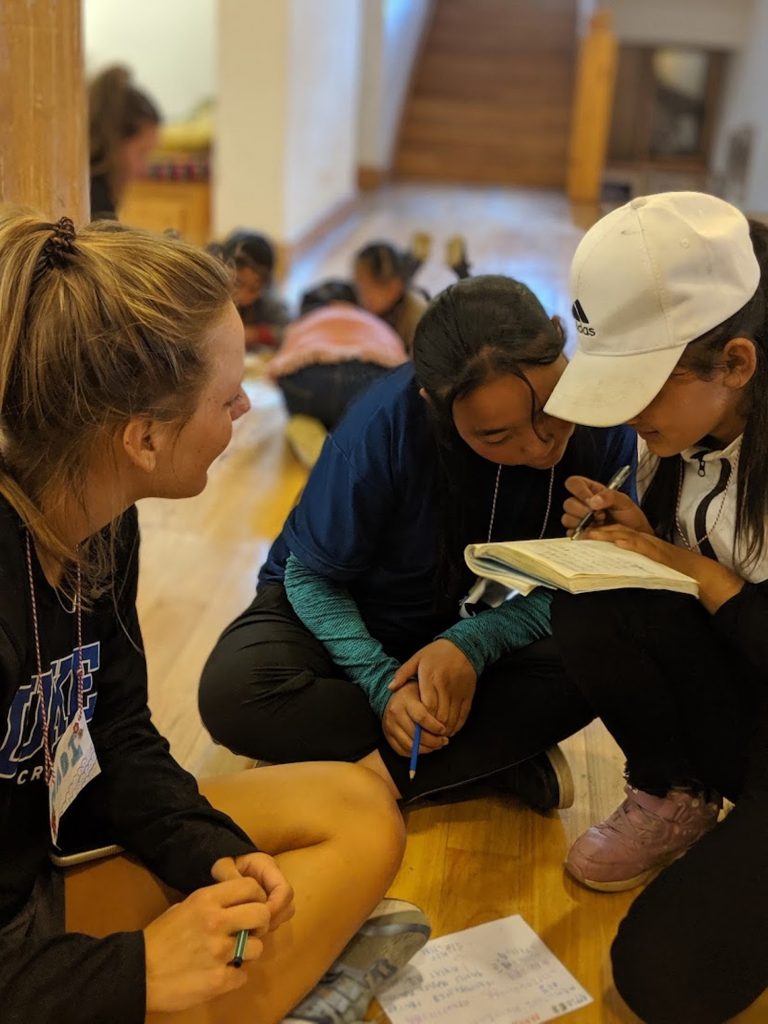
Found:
[567,9,618,204]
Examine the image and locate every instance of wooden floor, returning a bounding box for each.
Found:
[137,185,766,1024]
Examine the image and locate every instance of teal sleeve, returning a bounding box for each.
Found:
[283,554,398,717]
[438,589,553,677]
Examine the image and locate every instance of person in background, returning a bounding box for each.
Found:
[88,66,161,220]
[268,279,407,467]
[354,241,428,352]
[223,231,290,351]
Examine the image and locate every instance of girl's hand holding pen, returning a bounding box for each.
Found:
[389,639,477,737]
[142,870,272,1013]
[383,681,447,757]
[562,475,654,537]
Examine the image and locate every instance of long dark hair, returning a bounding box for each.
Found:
[413,275,565,598]
[89,66,161,200]
[642,220,768,570]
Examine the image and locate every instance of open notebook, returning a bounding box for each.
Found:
[464,538,699,597]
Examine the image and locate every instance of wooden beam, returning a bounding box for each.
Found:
[567,9,618,204]
[0,0,88,223]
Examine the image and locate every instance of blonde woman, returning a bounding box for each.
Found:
[0,211,427,1024]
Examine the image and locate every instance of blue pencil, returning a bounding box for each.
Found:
[409,724,422,780]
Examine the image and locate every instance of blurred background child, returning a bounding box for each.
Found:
[353,241,428,352]
[223,231,290,350]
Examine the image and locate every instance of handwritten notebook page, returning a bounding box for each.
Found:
[503,538,692,581]
[377,915,592,1024]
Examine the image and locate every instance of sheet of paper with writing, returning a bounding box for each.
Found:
[378,915,592,1024]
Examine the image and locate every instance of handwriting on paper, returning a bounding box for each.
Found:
[377,915,592,1024]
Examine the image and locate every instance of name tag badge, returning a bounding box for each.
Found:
[49,710,101,845]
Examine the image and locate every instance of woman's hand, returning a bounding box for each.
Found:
[563,475,653,536]
[212,854,294,932]
[585,523,745,613]
[383,681,448,757]
[389,639,477,736]
[143,874,271,1013]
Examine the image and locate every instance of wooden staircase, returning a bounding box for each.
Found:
[394,0,577,188]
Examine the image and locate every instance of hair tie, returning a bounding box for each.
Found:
[45,217,76,260]
[31,217,77,289]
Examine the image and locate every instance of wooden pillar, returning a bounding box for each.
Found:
[566,9,618,205]
[0,0,88,223]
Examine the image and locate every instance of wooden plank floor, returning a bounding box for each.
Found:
[137,185,766,1023]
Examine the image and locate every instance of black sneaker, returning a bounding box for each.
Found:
[495,745,575,811]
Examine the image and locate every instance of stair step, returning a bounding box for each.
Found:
[394,0,576,186]
[414,53,574,85]
[405,97,571,126]
[400,122,570,150]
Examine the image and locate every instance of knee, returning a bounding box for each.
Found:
[611,920,673,1024]
[611,910,728,1024]
[198,644,264,753]
[199,645,232,732]
[324,763,406,871]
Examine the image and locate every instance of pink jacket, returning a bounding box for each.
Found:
[267,303,408,379]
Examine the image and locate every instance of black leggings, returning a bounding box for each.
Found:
[553,589,768,1024]
[199,583,594,801]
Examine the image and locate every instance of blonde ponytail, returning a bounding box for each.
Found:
[0,207,231,596]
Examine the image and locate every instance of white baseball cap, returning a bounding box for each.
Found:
[544,191,761,427]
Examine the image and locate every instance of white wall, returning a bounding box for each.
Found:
[604,0,753,49]
[215,0,363,244]
[358,0,433,170]
[358,0,385,167]
[215,1,288,240]
[83,0,215,121]
[712,0,768,211]
[576,0,598,36]
[284,0,362,239]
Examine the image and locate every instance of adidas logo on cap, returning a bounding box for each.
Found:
[571,299,596,336]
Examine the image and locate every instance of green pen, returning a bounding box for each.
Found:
[231,928,249,968]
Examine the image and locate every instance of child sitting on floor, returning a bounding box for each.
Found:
[222,231,289,350]
[353,241,428,353]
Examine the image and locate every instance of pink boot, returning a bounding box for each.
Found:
[566,785,721,892]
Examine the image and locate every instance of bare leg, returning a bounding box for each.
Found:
[357,750,402,799]
[65,762,405,1024]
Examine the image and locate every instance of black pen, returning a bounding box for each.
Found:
[570,464,632,541]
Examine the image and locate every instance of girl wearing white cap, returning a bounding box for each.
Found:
[545,192,768,1024]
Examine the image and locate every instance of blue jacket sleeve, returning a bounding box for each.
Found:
[437,589,553,677]
[601,426,638,501]
[283,555,398,717]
